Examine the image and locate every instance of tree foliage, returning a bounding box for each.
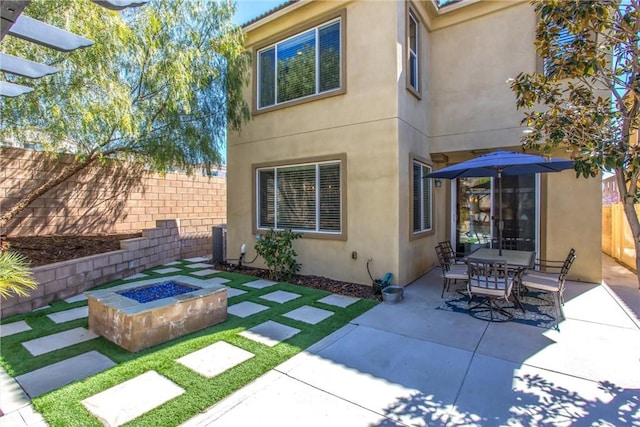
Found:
[511,0,639,283]
[0,0,250,228]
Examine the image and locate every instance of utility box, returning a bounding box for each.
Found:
[212,225,227,263]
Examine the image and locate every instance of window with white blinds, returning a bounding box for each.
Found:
[257,161,342,233]
[412,160,432,233]
[257,17,342,109]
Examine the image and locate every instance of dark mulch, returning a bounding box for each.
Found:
[3,233,142,267]
[2,234,379,300]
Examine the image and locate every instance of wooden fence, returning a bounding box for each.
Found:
[602,202,638,271]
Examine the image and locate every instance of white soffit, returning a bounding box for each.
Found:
[0,52,58,78]
[0,80,33,97]
[8,14,94,52]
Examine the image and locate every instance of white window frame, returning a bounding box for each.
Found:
[256,17,342,110]
[256,160,343,235]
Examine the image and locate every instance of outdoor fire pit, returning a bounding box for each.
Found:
[85,275,227,352]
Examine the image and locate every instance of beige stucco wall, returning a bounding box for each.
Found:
[428,1,535,153]
[542,171,602,283]
[229,1,406,285]
[230,0,603,286]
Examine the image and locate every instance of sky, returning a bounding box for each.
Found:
[232,0,285,26]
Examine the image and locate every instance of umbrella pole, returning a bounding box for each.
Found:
[498,170,503,256]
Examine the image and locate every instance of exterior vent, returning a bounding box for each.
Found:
[211,225,227,263]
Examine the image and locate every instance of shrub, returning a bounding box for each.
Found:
[254,229,302,281]
[0,251,38,299]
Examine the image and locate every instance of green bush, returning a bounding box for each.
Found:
[254,229,302,281]
[0,251,38,299]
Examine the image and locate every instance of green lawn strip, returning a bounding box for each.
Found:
[32,294,375,426]
[3,270,376,426]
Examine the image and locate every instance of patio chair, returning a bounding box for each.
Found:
[466,257,515,322]
[438,240,465,265]
[520,248,576,327]
[435,244,468,298]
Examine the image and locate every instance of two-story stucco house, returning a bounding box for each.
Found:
[226,0,602,287]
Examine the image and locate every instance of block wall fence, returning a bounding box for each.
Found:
[1,219,222,318]
[0,147,226,236]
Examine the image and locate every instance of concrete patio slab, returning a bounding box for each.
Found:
[243,279,276,289]
[318,294,360,308]
[453,353,635,426]
[33,305,50,311]
[562,282,638,328]
[239,321,300,347]
[16,351,115,398]
[64,294,87,303]
[82,371,184,427]
[0,404,47,427]
[177,341,254,378]
[185,263,214,269]
[259,290,301,304]
[21,327,98,356]
[281,325,473,426]
[151,267,183,274]
[163,261,182,266]
[124,273,148,280]
[189,269,221,276]
[0,320,31,338]
[283,306,334,325]
[180,371,394,427]
[228,301,269,318]
[46,306,88,324]
[0,366,30,415]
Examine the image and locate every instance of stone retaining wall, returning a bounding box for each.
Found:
[1,219,219,319]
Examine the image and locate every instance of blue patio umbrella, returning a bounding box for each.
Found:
[426,150,574,255]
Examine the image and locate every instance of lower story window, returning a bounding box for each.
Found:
[257,160,342,233]
[413,160,432,233]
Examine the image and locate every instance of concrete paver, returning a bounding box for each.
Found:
[0,321,31,338]
[225,288,246,298]
[46,307,88,324]
[21,327,98,356]
[63,294,87,304]
[239,321,300,347]
[189,269,220,276]
[259,290,301,304]
[185,263,214,269]
[283,306,333,324]
[317,294,360,308]
[227,301,269,318]
[152,267,182,275]
[123,273,148,280]
[242,279,276,289]
[16,351,115,398]
[82,371,184,427]
[177,341,254,378]
[184,257,210,263]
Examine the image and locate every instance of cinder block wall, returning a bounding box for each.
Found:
[1,220,183,318]
[0,147,226,236]
[178,217,224,258]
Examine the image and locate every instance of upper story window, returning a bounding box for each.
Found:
[543,28,575,77]
[407,10,420,94]
[257,17,342,110]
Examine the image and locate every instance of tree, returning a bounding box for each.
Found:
[510,0,639,286]
[0,0,250,229]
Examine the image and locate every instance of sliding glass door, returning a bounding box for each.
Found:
[455,175,537,255]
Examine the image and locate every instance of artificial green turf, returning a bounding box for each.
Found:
[0,264,377,426]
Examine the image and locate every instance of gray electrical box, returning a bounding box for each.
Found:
[212,225,227,263]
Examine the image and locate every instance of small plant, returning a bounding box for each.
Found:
[255,228,302,281]
[0,250,38,299]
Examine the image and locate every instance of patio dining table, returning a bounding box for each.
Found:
[466,248,536,314]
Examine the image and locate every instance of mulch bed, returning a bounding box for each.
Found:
[2,233,379,301]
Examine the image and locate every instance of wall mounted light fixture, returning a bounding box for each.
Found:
[434,179,442,188]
